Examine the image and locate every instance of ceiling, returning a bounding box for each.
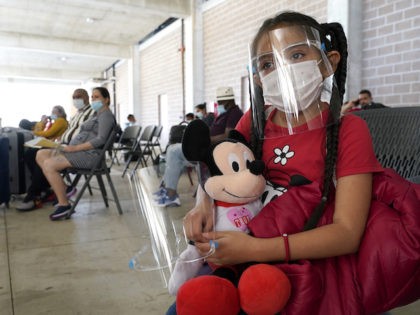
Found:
[0,0,191,84]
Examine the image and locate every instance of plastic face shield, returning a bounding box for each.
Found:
[249,25,338,138]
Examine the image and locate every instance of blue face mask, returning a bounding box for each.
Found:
[91,100,103,112]
[50,114,58,120]
[217,104,226,115]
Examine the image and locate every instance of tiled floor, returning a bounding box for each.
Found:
[0,162,419,315]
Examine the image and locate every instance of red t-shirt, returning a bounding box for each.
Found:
[236,109,383,190]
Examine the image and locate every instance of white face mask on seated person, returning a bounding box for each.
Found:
[73,98,85,110]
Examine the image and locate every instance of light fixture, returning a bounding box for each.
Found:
[60,56,68,62]
[86,17,95,24]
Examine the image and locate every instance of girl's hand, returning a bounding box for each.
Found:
[183,185,214,242]
[195,231,258,265]
[183,203,214,243]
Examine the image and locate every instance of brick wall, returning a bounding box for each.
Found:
[138,22,184,130]
[362,0,420,106]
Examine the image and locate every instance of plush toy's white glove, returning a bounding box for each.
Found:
[168,244,204,296]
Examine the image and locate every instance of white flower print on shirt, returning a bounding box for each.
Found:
[273,145,295,165]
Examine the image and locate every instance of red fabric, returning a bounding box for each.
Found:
[238,264,291,315]
[176,275,240,315]
[235,110,383,187]
[247,169,420,315]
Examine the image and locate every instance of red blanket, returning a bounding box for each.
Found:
[248,169,420,315]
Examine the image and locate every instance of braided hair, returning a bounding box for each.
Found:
[249,11,348,230]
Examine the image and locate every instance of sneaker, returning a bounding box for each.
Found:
[49,205,73,221]
[153,187,167,197]
[154,193,181,207]
[52,186,77,206]
[16,196,42,211]
[66,186,77,199]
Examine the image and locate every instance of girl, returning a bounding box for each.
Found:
[177,11,419,315]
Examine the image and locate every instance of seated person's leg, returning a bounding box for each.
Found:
[16,148,51,211]
[36,149,73,220]
[156,143,191,207]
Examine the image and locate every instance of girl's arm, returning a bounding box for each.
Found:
[183,184,214,243]
[197,173,372,265]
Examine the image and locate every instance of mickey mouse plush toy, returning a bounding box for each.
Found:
[172,119,291,315]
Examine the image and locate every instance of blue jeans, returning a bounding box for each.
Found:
[163,143,193,191]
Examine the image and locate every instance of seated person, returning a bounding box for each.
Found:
[185,112,195,123]
[125,114,137,128]
[16,89,94,211]
[32,106,68,139]
[36,87,115,220]
[341,89,386,114]
[154,87,243,207]
[194,103,215,128]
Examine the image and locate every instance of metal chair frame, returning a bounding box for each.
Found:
[122,125,156,177]
[64,128,123,218]
[111,125,142,166]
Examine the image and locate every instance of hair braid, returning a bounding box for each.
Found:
[304,22,348,230]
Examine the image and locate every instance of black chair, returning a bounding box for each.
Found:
[150,125,163,160]
[64,128,123,218]
[122,125,156,177]
[111,125,142,166]
[352,107,420,180]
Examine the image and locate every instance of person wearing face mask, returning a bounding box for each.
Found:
[36,87,116,220]
[60,89,95,144]
[32,106,68,139]
[153,94,242,208]
[175,11,419,315]
[210,87,243,143]
[16,90,94,211]
[194,102,214,128]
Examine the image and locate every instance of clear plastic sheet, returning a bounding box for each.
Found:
[127,165,215,290]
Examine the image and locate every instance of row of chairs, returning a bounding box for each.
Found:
[111,125,163,177]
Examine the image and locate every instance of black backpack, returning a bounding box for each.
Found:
[168,124,187,145]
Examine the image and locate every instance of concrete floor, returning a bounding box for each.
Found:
[1,161,419,315]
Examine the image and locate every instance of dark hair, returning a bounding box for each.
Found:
[93,87,110,105]
[359,89,372,97]
[186,113,195,119]
[250,11,348,230]
[127,114,135,120]
[195,102,207,111]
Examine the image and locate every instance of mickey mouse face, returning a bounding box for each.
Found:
[204,141,266,204]
[213,142,254,175]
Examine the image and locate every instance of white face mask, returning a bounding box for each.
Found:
[195,111,204,119]
[73,98,85,110]
[261,60,324,114]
